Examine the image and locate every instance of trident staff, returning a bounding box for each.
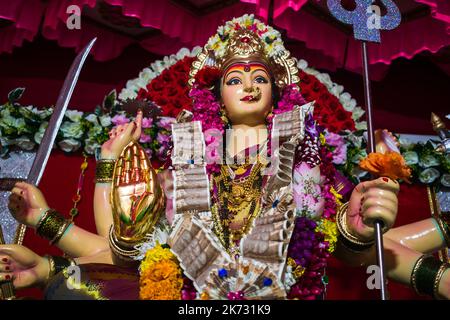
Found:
[327,0,402,300]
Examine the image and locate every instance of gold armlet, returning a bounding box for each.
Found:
[95,159,116,183]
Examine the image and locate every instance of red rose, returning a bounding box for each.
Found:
[194,66,222,88]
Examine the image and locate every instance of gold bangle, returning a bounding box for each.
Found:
[36,209,68,243]
[95,159,116,183]
[45,255,56,282]
[433,263,449,299]
[36,208,51,230]
[411,255,428,295]
[108,226,140,262]
[50,220,73,245]
[336,202,374,250]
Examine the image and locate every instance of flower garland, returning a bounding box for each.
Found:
[287,124,339,299]
[137,57,196,118]
[139,243,184,300]
[0,88,173,168]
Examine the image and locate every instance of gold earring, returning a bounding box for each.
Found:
[220,105,230,128]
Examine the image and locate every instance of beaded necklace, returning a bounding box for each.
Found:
[211,151,267,256]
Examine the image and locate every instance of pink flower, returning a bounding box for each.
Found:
[139,133,151,143]
[325,132,347,165]
[204,128,223,146]
[142,117,153,128]
[157,132,170,145]
[293,163,325,218]
[111,114,130,126]
[205,144,222,165]
[157,117,175,130]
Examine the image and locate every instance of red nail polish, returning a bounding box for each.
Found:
[382,177,389,182]
[1,258,7,263]
[5,275,11,280]
[5,266,10,271]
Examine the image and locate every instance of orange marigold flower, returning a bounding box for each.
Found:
[359,151,411,182]
[139,259,183,300]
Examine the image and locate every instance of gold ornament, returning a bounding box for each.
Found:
[189,24,299,89]
[211,160,265,251]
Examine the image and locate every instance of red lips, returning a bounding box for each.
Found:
[240,95,254,102]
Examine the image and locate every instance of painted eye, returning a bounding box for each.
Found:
[226,78,241,85]
[254,76,268,84]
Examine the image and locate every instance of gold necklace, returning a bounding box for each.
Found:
[211,160,265,252]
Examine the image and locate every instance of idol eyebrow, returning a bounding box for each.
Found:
[224,68,269,84]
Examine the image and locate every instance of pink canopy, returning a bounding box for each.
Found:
[0,0,449,79]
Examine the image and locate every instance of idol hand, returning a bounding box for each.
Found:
[8,182,49,228]
[346,177,400,241]
[0,244,49,289]
[101,110,143,160]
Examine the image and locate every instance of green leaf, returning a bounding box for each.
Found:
[8,88,25,103]
[102,90,117,112]
[94,105,102,116]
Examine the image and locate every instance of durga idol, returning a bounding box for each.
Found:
[1,15,449,300]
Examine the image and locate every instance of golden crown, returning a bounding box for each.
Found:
[188,15,299,89]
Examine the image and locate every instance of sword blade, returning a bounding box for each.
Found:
[27,38,97,186]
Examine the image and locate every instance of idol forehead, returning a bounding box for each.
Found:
[222,61,271,79]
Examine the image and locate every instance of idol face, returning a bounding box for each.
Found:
[220,62,273,127]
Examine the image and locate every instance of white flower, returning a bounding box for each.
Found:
[118,88,137,101]
[88,124,102,137]
[58,138,81,153]
[65,110,83,122]
[175,47,190,60]
[355,121,367,130]
[316,73,333,89]
[13,136,35,151]
[330,84,344,96]
[346,132,364,148]
[403,151,419,165]
[398,136,413,150]
[139,68,156,82]
[34,121,48,144]
[60,121,84,139]
[99,115,111,127]
[0,116,27,134]
[419,168,440,184]
[446,114,450,120]
[351,107,365,121]
[85,114,99,125]
[342,98,357,112]
[419,154,440,168]
[297,59,308,70]
[191,46,202,56]
[339,92,352,104]
[151,60,166,74]
[36,108,53,119]
[84,138,100,155]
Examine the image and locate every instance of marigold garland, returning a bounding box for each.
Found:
[139,244,184,300]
